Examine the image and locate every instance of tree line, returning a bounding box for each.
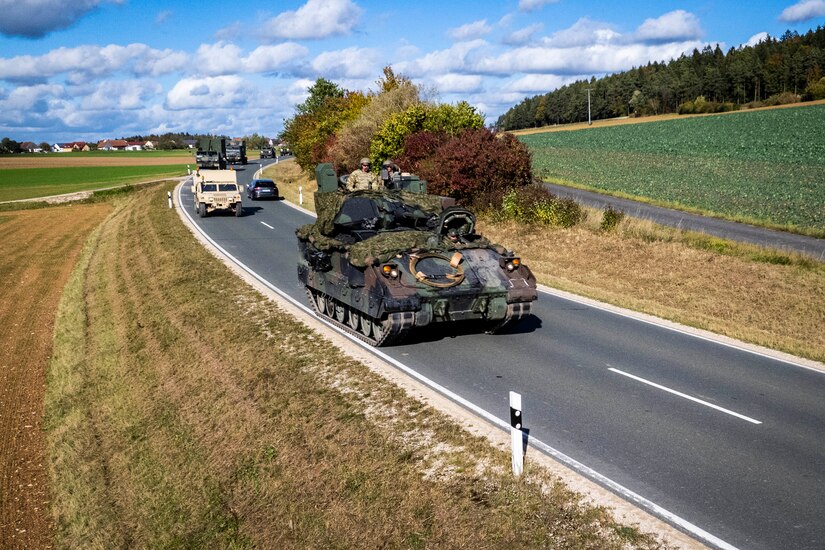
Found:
[0,132,278,154]
[496,26,825,131]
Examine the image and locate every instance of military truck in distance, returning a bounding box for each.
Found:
[296,163,537,346]
[191,169,243,217]
[195,137,226,170]
[260,146,274,159]
[226,139,247,165]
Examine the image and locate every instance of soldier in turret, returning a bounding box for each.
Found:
[347,157,381,191]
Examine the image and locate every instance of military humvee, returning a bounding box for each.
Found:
[296,163,537,346]
[192,169,243,217]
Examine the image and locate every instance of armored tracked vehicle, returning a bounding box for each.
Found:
[296,163,537,346]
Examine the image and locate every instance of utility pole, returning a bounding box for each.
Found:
[586,88,592,125]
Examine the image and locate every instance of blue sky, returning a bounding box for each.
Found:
[1,0,824,144]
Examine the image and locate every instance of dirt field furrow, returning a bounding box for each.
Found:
[0,204,110,550]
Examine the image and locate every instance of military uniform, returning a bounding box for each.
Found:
[347,168,381,191]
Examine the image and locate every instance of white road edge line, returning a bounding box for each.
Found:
[539,284,825,375]
[609,367,761,425]
[176,180,739,550]
[260,221,274,229]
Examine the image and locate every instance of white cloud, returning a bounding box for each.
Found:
[262,0,362,40]
[745,32,769,47]
[193,42,245,76]
[541,18,620,47]
[394,40,488,77]
[83,79,162,110]
[430,74,483,93]
[447,19,492,41]
[215,22,244,41]
[503,74,574,93]
[311,47,379,79]
[504,23,543,45]
[779,0,825,22]
[245,43,310,73]
[0,83,63,122]
[166,75,250,110]
[475,41,702,75]
[155,10,172,24]
[0,0,121,38]
[518,0,559,12]
[635,10,703,43]
[0,43,186,82]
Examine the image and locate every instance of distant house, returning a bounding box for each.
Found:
[126,141,144,151]
[55,143,74,152]
[97,139,129,151]
[183,139,197,149]
[20,141,40,153]
[143,140,156,149]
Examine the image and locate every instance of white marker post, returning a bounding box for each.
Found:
[510,391,523,476]
[167,191,173,209]
[299,186,303,206]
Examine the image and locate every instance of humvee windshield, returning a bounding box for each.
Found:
[203,184,217,192]
[218,184,237,192]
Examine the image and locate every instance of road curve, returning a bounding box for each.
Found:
[178,165,825,550]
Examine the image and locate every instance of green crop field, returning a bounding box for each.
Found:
[0,165,187,201]
[520,104,825,234]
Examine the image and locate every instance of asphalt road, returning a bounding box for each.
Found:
[542,182,825,260]
[180,163,825,550]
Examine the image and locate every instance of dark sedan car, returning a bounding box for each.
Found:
[246,178,279,200]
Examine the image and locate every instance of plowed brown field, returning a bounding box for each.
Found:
[0,204,110,549]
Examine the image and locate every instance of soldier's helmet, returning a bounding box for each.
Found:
[360,157,370,166]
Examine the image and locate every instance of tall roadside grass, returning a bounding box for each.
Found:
[45,183,666,548]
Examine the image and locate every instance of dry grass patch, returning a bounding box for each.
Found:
[45,183,668,548]
[479,216,825,362]
[262,159,316,211]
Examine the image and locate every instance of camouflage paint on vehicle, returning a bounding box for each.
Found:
[296,163,537,346]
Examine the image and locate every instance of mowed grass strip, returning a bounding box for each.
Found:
[0,165,188,201]
[521,104,825,234]
[45,183,665,549]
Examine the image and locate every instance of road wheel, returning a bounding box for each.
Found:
[198,203,207,217]
[346,307,360,331]
[235,203,243,217]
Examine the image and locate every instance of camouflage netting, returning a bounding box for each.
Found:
[348,230,435,267]
[314,191,348,235]
[297,188,509,266]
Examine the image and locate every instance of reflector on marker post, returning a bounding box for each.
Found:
[510,391,523,476]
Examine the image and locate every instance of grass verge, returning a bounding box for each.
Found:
[45,183,667,548]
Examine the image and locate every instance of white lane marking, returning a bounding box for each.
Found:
[539,284,824,375]
[609,367,762,425]
[177,181,740,550]
[260,221,274,229]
